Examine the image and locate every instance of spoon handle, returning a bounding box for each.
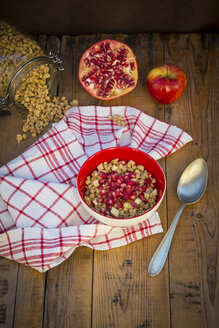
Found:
[148,202,186,277]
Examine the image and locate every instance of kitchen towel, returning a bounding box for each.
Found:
[0,106,192,272]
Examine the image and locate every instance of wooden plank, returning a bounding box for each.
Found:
[0,34,49,328]
[13,267,45,328]
[92,34,171,328]
[12,35,58,328]
[164,34,219,328]
[44,247,93,328]
[0,261,18,328]
[43,35,98,328]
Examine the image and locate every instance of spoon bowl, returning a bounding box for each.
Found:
[177,158,208,204]
[148,158,208,277]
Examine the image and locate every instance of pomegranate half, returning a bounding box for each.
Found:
[78,39,138,100]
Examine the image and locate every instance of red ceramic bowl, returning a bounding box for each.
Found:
[77,147,166,227]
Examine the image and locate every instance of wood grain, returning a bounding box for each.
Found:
[13,267,45,328]
[44,247,93,328]
[92,34,171,328]
[164,34,219,328]
[43,35,95,328]
[0,260,18,328]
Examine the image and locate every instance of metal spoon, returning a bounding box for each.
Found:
[148,158,208,277]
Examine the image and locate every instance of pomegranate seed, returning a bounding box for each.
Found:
[117,178,122,185]
[139,193,145,202]
[105,42,111,50]
[99,172,107,178]
[130,62,135,70]
[84,58,90,67]
[85,81,90,87]
[145,179,151,184]
[100,54,107,62]
[90,58,98,65]
[107,199,113,205]
[106,79,115,90]
[98,197,103,203]
[140,185,147,192]
[148,172,152,178]
[99,178,106,184]
[111,53,117,61]
[100,42,105,50]
[115,189,120,196]
[150,183,156,188]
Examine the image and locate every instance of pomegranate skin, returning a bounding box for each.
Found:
[78,39,138,100]
[146,64,187,104]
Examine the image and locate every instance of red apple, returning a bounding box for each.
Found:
[146,64,187,104]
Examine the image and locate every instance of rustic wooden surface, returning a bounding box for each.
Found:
[0,33,218,328]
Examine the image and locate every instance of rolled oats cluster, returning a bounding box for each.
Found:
[84,158,158,218]
[0,21,78,143]
[108,114,127,126]
[0,21,44,98]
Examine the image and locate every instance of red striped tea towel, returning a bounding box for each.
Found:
[0,106,192,272]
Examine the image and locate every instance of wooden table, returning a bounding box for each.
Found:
[0,33,218,328]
